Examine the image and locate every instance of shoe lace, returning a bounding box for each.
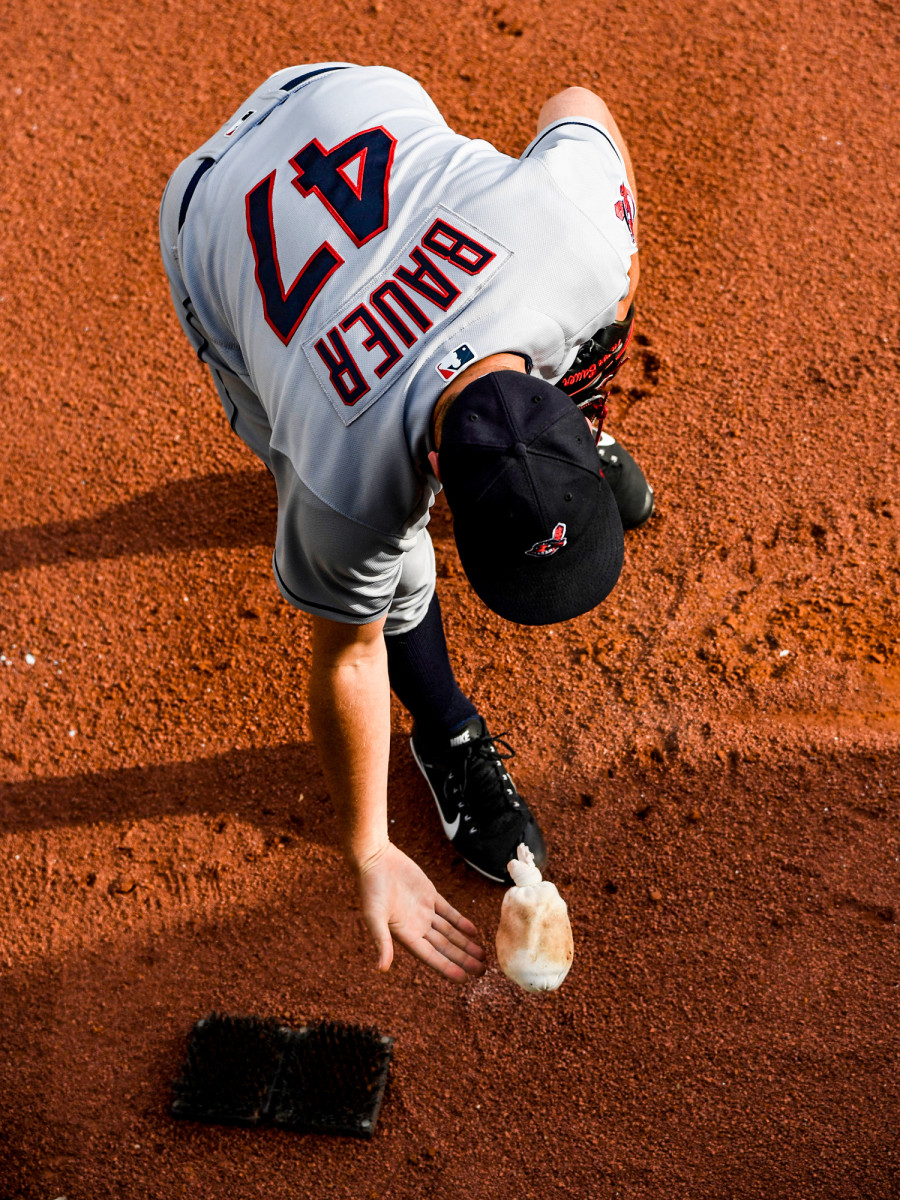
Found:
[596,441,622,473]
[444,733,520,828]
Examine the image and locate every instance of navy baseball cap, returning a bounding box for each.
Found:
[438,370,624,625]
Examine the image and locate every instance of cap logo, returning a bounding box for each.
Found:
[525,522,567,558]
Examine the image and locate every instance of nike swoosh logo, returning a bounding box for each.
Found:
[439,810,461,840]
[410,737,460,842]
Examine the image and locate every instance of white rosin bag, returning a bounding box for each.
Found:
[495,844,574,993]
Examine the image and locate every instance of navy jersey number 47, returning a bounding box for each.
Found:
[245,126,397,345]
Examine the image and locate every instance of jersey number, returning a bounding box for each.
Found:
[245,127,397,345]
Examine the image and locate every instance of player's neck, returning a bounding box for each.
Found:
[431,352,528,450]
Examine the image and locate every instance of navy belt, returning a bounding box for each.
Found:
[177,65,350,232]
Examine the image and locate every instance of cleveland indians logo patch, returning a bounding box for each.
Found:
[614,182,636,241]
[526,522,568,558]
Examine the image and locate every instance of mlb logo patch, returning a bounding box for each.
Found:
[436,344,477,381]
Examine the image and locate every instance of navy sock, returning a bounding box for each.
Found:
[384,591,478,740]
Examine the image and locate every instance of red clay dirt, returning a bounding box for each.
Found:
[1,0,898,1197]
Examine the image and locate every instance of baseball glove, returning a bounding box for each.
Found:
[556,303,635,438]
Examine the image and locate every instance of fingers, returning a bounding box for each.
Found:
[431,913,485,961]
[434,894,480,939]
[376,934,394,972]
[389,921,485,983]
[424,927,486,976]
[357,844,485,983]
[365,915,395,973]
[406,936,473,984]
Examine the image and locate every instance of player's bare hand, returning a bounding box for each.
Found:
[356,842,486,983]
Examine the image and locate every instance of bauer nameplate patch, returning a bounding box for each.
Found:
[303,207,510,425]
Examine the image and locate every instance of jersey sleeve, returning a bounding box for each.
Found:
[269,447,426,625]
[520,117,638,276]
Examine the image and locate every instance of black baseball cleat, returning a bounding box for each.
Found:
[597,430,655,529]
[410,716,547,884]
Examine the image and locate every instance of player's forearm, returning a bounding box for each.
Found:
[308,627,392,870]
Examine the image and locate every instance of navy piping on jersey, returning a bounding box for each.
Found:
[177,67,353,233]
[272,551,392,620]
[181,296,210,360]
[280,64,350,91]
[211,368,241,434]
[177,158,214,232]
[523,119,621,165]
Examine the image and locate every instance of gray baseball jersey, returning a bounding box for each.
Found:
[160,63,637,632]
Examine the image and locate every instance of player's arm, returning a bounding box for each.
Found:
[536,86,639,319]
[308,615,485,983]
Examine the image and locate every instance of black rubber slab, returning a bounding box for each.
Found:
[171,1013,393,1138]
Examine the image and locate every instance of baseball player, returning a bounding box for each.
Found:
[160,62,651,983]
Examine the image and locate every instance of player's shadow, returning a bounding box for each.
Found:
[0,742,328,839]
[0,468,276,573]
[0,734,436,848]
